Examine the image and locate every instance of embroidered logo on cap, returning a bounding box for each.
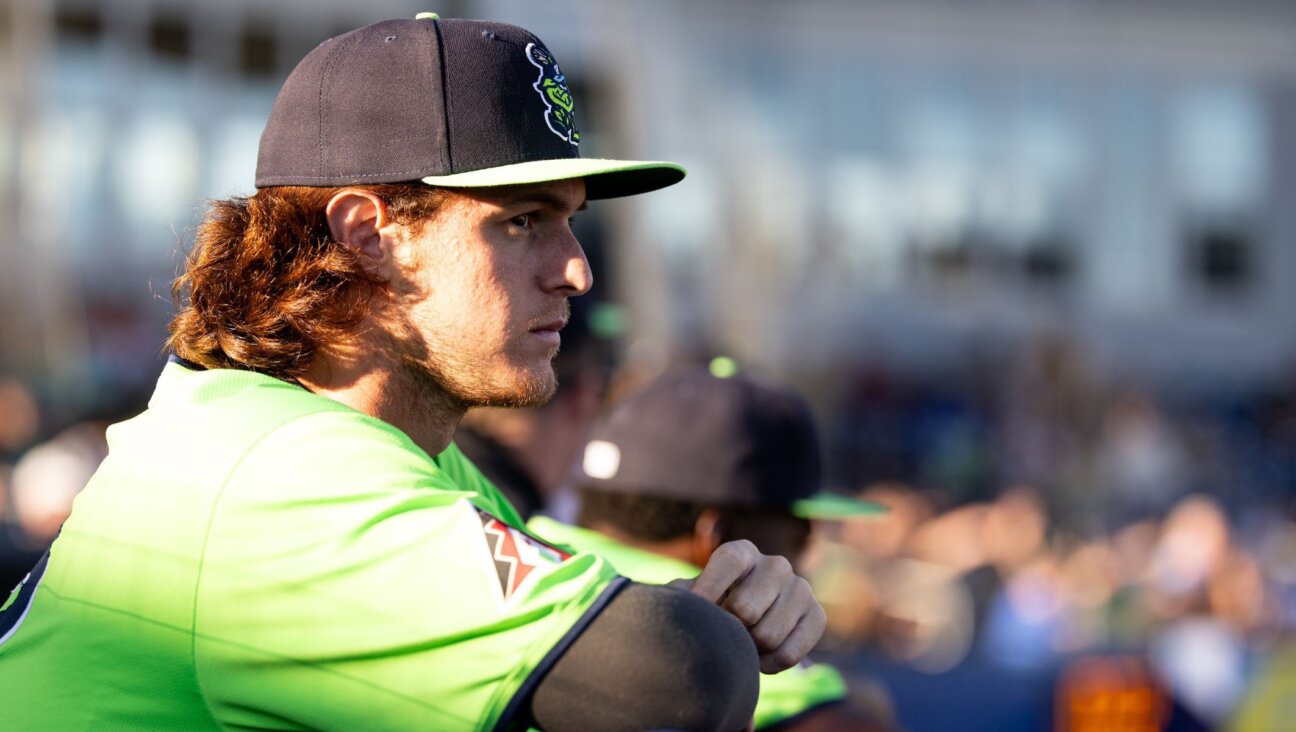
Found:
[526,42,580,147]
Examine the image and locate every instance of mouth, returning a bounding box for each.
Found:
[527,318,567,347]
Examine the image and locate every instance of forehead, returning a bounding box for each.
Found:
[452,179,587,213]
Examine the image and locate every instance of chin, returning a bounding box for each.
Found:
[511,365,559,407]
[468,363,557,409]
[395,327,557,409]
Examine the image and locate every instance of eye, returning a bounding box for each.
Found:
[509,213,533,230]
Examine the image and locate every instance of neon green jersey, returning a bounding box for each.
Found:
[528,516,849,729]
[0,363,622,731]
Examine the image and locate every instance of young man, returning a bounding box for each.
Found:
[530,367,892,730]
[0,16,825,732]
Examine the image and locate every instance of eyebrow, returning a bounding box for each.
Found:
[491,189,589,213]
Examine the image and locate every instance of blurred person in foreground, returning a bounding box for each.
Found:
[0,15,828,732]
[0,376,41,464]
[0,377,49,589]
[8,423,109,547]
[528,367,894,731]
[2,421,109,591]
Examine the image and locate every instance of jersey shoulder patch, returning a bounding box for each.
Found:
[477,509,572,603]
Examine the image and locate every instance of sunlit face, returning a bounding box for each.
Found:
[379,179,591,409]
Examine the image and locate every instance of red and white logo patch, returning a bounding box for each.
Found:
[477,510,571,602]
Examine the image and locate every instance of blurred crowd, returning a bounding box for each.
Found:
[809,334,1296,729]
[806,485,1289,724]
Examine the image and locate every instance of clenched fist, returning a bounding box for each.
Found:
[670,539,827,674]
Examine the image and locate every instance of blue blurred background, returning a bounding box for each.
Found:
[3,0,1296,729]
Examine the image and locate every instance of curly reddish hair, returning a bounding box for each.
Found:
[168,184,446,381]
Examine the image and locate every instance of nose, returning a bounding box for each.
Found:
[544,229,593,297]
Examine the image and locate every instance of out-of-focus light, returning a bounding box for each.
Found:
[709,356,738,379]
[114,115,199,228]
[208,116,267,198]
[589,303,627,339]
[1172,86,1265,212]
[0,378,40,451]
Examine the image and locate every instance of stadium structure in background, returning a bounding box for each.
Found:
[2,0,1296,408]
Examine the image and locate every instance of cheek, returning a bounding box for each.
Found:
[421,263,515,338]
[469,251,532,324]
[405,218,530,342]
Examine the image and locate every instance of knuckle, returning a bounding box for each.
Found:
[713,541,744,564]
[769,645,800,670]
[751,624,784,651]
[730,539,758,561]
[769,553,792,576]
[729,599,760,626]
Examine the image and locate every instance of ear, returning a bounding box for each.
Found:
[326,189,395,282]
[691,508,725,568]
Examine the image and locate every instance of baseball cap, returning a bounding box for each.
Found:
[580,368,885,519]
[256,13,684,199]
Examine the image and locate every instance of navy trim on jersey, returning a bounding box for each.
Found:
[0,550,50,646]
[492,575,629,732]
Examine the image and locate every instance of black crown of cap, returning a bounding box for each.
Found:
[583,368,822,510]
[255,18,581,187]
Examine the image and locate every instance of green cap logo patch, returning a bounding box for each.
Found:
[526,42,580,148]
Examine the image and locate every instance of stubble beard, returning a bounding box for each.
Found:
[382,310,558,413]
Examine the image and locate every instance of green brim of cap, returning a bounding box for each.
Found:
[792,492,888,520]
[421,158,686,200]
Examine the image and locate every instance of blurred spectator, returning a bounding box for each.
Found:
[0,377,41,461]
[1100,393,1191,525]
[1151,615,1247,727]
[11,422,108,546]
[1148,497,1230,613]
[981,556,1066,671]
[995,335,1102,511]
[531,367,896,730]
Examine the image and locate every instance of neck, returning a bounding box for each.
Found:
[299,348,465,458]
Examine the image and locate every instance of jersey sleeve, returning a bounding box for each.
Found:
[191,410,623,732]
